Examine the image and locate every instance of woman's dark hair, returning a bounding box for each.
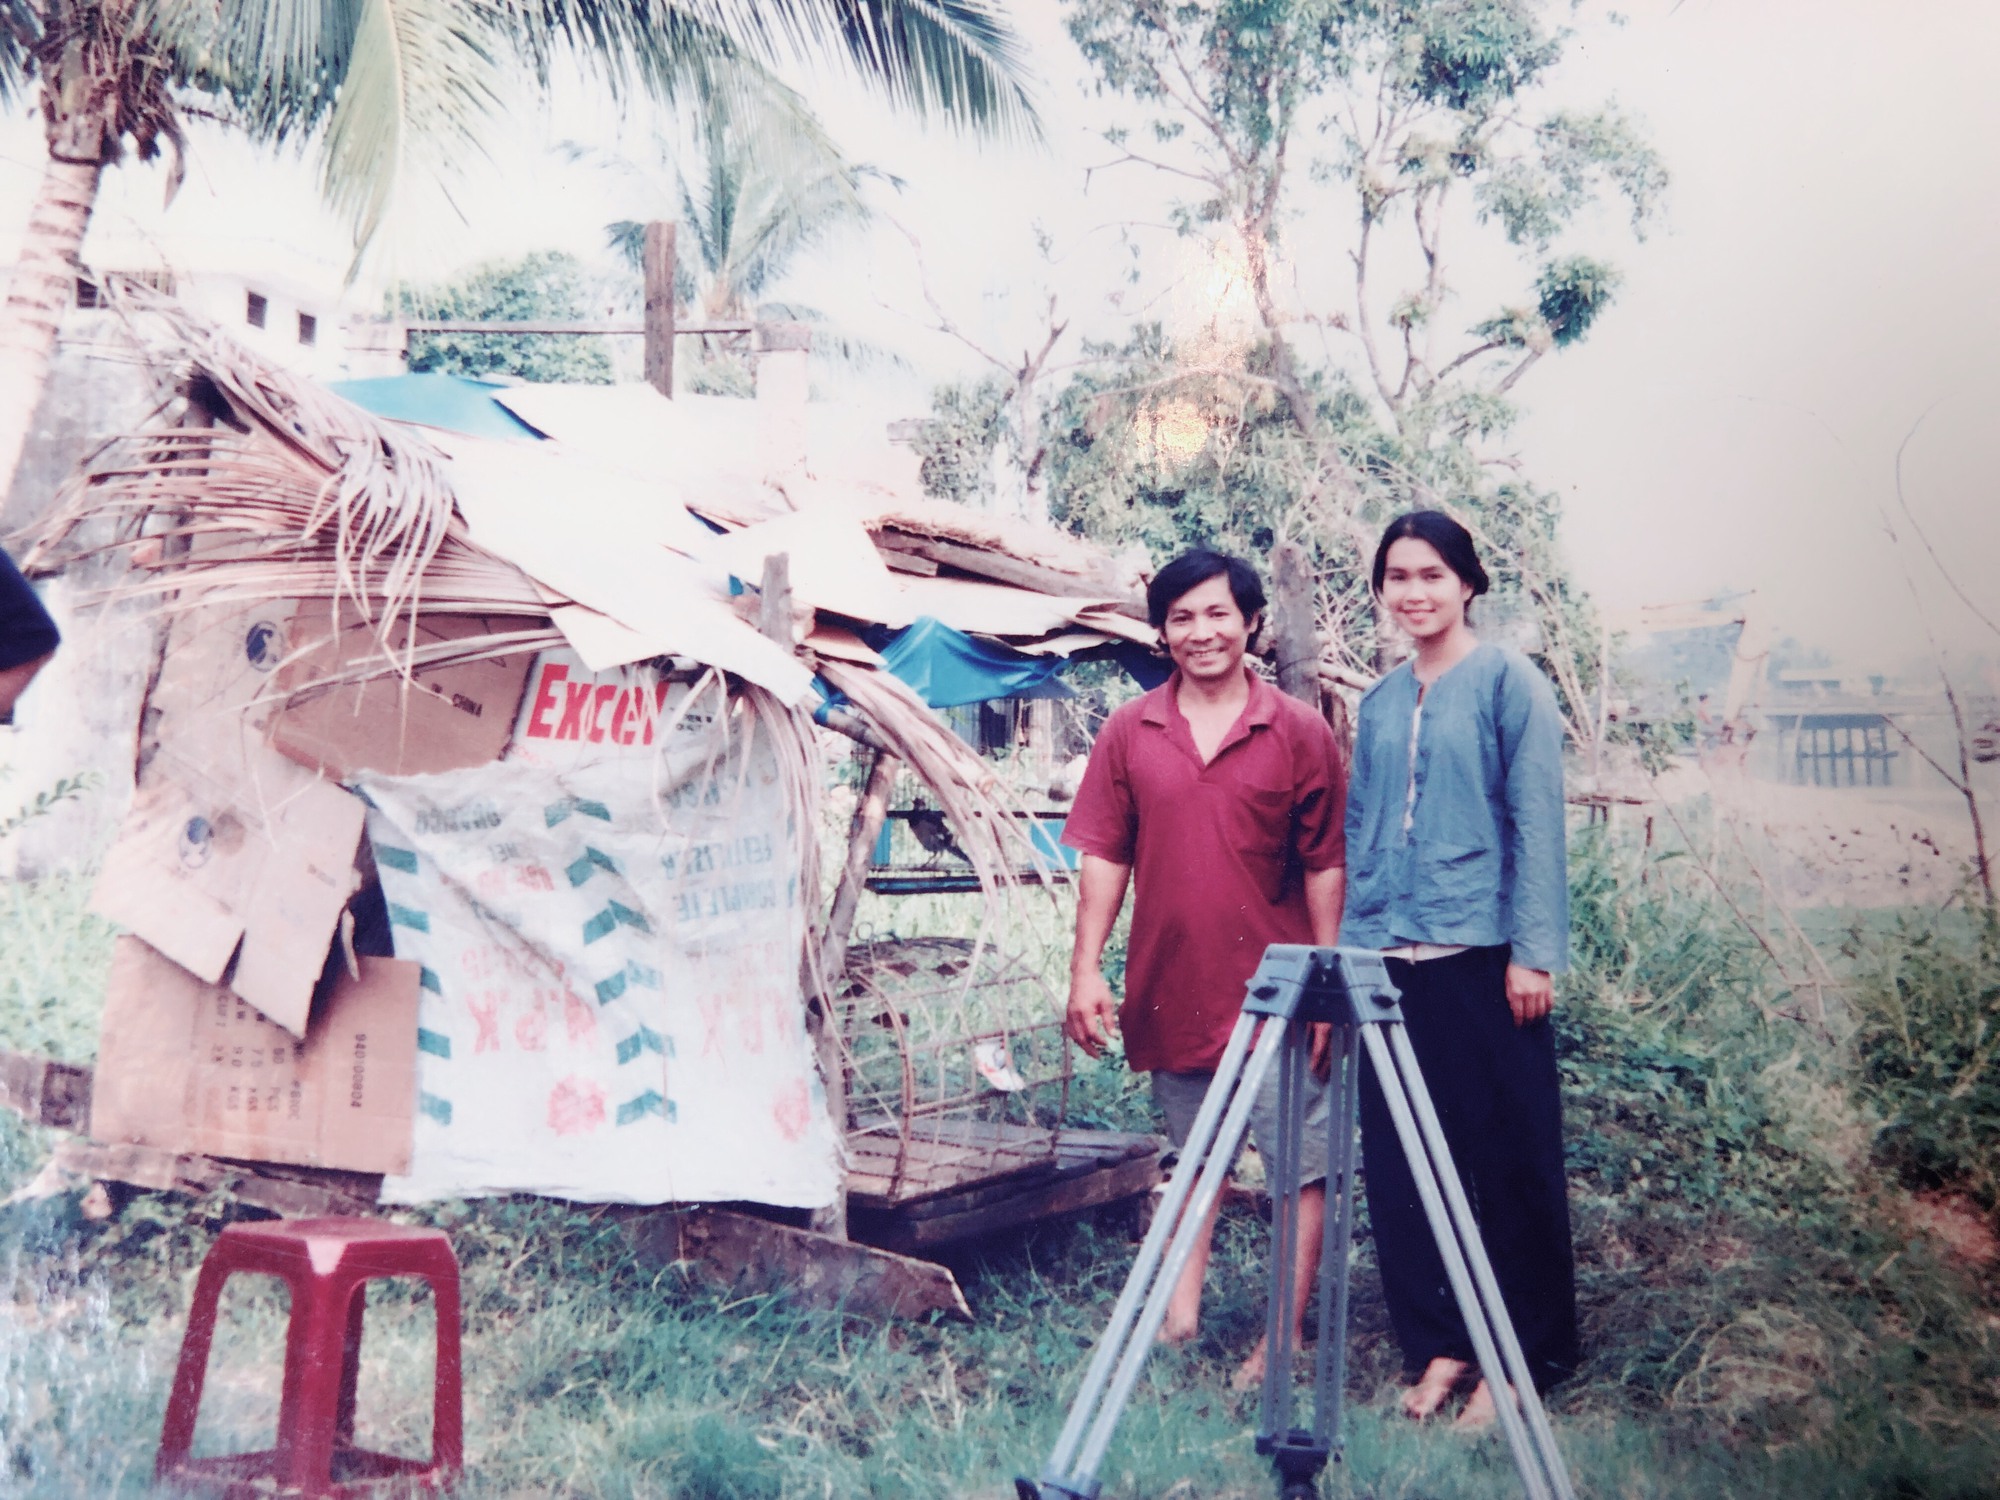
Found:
[1370,510,1490,602]
[1147,549,1267,629]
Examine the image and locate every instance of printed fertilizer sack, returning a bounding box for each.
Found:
[361,661,838,1206]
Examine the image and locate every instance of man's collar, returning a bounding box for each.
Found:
[1138,667,1276,727]
[1242,669,1280,727]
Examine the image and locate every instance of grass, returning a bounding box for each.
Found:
[2,824,1999,1497]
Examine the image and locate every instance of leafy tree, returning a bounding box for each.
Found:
[0,0,1038,502]
[973,0,1663,733]
[912,375,1011,506]
[599,79,884,323]
[399,251,618,385]
[583,74,904,391]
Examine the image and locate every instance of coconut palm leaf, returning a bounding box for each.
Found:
[516,0,1037,140]
[312,0,505,254]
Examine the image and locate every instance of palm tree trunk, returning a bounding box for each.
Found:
[0,150,104,509]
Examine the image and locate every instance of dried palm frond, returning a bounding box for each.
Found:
[738,680,830,976]
[24,279,554,687]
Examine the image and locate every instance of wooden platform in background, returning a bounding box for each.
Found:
[848,1127,1164,1254]
[848,1117,1080,1206]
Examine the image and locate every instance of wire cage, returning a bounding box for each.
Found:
[834,936,1073,1207]
[858,753,1079,896]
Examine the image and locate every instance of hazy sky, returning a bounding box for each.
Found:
[3,0,1997,674]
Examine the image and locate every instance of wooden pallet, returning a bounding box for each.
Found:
[848,1127,1164,1254]
[847,1117,1074,1207]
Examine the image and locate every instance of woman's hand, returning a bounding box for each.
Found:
[1504,963,1553,1026]
[1066,970,1121,1057]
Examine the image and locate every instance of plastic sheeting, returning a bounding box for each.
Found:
[874,616,1071,709]
[364,659,840,1207]
[330,374,547,441]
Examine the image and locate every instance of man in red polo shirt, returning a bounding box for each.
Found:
[1063,548,1346,1386]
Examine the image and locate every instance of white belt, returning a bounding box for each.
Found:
[1379,942,1471,963]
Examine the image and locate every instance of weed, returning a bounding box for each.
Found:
[1841,904,2000,1221]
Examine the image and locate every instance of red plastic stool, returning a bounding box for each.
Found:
[156,1217,463,1497]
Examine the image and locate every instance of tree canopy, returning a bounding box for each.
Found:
[400,251,618,385]
[927,0,1667,736]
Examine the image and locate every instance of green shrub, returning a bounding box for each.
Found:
[1843,907,2000,1221]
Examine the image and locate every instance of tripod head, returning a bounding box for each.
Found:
[1239,946,1405,1028]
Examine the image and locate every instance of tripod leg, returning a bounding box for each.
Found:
[1357,1026,1558,1500]
[1068,1016,1290,1484]
[1040,1012,1262,1488]
[1258,1017,1318,1442]
[1385,1026,1578,1500]
[1309,1024,1359,1454]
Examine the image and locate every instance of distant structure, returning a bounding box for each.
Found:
[1766,670,1900,788]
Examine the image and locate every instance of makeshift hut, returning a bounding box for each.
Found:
[18,287,1160,1248]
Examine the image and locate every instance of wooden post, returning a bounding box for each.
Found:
[755,548,850,1237]
[757,550,791,645]
[643,220,676,398]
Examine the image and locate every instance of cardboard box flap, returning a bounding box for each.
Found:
[92,742,366,1036]
[91,937,419,1176]
[149,601,299,768]
[269,604,540,780]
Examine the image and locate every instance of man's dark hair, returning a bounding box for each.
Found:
[1370,510,1491,607]
[1147,549,1267,630]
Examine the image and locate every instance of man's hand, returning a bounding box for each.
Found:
[1066,969,1120,1057]
[1504,963,1554,1026]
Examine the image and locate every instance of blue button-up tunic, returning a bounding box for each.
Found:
[1340,642,1569,972]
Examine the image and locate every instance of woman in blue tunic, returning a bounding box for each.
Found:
[1341,510,1578,1428]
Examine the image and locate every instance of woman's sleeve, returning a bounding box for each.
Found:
[1343,695,1372,858]
[1496,658,1569,973]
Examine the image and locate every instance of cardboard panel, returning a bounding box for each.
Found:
[148,600,298,766]
[269,604,539,780]
[90,937,418,1176]
[91,743,366,1035]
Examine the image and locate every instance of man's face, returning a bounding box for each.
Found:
[1161,572,1254,683]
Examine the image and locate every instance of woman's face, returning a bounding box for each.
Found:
[1379,536,1474,645]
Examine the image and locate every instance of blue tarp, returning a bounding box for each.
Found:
[872,616,1071,709]
[329,374,546,441]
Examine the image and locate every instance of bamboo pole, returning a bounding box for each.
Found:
[804,748,901,1242]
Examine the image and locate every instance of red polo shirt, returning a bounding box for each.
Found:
[1062,669,1347,1073]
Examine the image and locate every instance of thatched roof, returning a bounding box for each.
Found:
[25,283,1152,901]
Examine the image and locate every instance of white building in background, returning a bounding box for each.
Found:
[58,233,381,381]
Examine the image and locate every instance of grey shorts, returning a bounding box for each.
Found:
[1151,1059,1332,1190]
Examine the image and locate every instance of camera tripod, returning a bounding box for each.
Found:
[1017,945,1576,1500]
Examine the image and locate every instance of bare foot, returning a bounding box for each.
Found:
[1400,1357,1472,1421]
[1451,1378,1515,1432]
[1159,1309,1199,1345]
[1228,1337,1268,1392]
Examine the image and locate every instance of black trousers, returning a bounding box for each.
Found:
[1357,945,1579,1392]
